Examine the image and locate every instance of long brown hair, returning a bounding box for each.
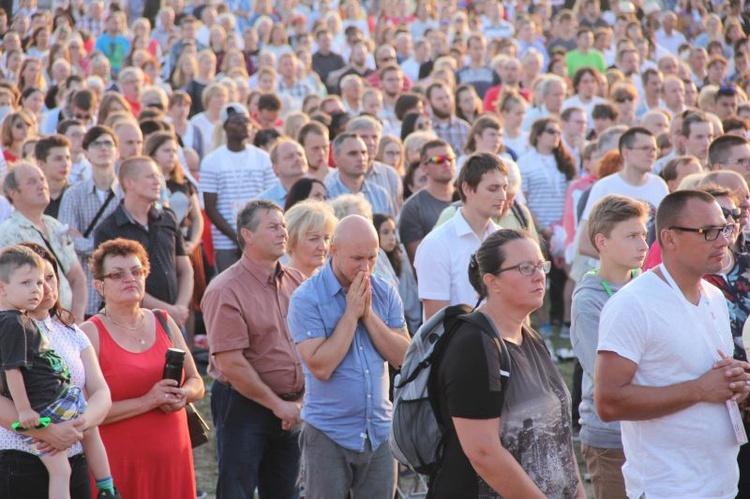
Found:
[145,131,185,184]
[528,117,577,180]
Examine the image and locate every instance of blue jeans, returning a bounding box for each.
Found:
[0,451,91,499]
[211,381,301,499]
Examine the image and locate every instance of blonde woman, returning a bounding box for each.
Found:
[376,135,405,175]
[18,58,46,93]
[171,53,198,90]
[189,83,229,154]
[1,110,36,163]
[285,200,338,278]
[184,50,216,116]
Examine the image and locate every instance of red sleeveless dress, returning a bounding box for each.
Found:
[91,316,196,498]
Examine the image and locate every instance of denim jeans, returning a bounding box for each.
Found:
[211,381,301,499]
[0,451,91,499]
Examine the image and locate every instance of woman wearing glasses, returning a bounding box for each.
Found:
[700,187,750,496]
[429,229,585,498]
[80,239,204,498]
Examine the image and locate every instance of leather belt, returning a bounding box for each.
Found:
[216,380,303,401]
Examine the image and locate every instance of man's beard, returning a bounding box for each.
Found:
[433,106,452,120]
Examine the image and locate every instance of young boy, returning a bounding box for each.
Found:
[0,245,119,499]
[570,194,649,499]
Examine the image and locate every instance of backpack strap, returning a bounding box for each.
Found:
[459,311,512,386]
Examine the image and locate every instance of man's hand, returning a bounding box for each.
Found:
[696,354,750,403]
[273,400,302,431]
[345,272,368,320]
[168,304,190,327]
[361,276,372,320]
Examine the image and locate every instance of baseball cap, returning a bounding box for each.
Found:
[220,102,250,126]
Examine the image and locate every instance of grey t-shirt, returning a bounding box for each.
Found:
[398,190,452,246]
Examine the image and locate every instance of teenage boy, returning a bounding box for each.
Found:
[570,194,649,499]
[0,245,118,499]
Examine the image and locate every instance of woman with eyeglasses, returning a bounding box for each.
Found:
[1,110,36,164]
[700,186,750,496]
[400,111,433,141]
[80,238,204,498]
[429,229,585,499]
[376,135,405,175]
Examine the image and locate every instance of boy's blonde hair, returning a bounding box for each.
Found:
[587,194,649,252]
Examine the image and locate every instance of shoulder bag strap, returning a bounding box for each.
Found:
[153,308,173,345]
[82,190,116,239]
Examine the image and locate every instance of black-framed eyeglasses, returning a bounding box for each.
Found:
[543,128,561,135]
[495,261,551,276]
[615,96,635,103]
[722,207,742,220]
[100,267,147,281]
[669,224,735,241]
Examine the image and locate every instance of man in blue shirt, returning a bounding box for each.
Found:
[288,215,410,498]
[325,133,395,216]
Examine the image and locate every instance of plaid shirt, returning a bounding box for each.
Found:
[432,116,471,156]
[58,178,122,316]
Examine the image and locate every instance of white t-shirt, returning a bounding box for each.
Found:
[414,208,500,308]
[582,172,668,222]
[598,271,739,499]
[189,113,217,152]
[199,144,276,249]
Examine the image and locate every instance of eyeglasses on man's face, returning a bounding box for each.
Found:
[668,224,735,241]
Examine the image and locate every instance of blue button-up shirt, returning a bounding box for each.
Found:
[258,180,288,209]
[288,260,405,452]
[325,175,395,216]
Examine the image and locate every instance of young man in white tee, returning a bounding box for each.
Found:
[596,190,750,498]
[578,127,668,258]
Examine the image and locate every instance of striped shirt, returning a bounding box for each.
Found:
[518,149,569,230]
[58,177,122,316]
[200,145,276,249]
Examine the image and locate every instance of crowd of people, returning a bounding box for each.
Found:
[1,0,750,497]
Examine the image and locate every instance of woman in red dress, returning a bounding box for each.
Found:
[81,239,204,499]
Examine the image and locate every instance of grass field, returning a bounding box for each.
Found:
[190,330,593,498]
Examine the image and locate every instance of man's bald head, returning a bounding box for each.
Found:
[332,215,378,246]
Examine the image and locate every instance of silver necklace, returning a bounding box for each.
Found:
[105,308,147,345]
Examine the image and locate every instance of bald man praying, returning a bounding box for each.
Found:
[288,214,410,498]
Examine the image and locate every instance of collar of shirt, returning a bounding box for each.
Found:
[85,177,121,195]
[116,202,161,229]
[239,254,285,286]
[453,208,497,239]
[319,259,344,297]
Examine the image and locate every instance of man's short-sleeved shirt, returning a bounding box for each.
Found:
[94,203,185,305]
[325,175,395,216]
[202,256,305,395]
[598,272,739,498]
[287,260,405,452]
[415,209,500,307]
[0,211,77,310]
[199,144,276,250]
[398,189,452,246]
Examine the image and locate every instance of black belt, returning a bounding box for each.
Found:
[216,380,303,401]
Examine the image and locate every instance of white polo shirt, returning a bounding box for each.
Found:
[414,208,500,308]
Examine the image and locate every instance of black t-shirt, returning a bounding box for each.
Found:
[430,321,505,499]
[0,310,69,411]
[430,321,579,499]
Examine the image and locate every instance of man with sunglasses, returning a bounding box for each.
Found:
[578,127,668,258]
[596,189,750,499]
[399,139,456,265]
